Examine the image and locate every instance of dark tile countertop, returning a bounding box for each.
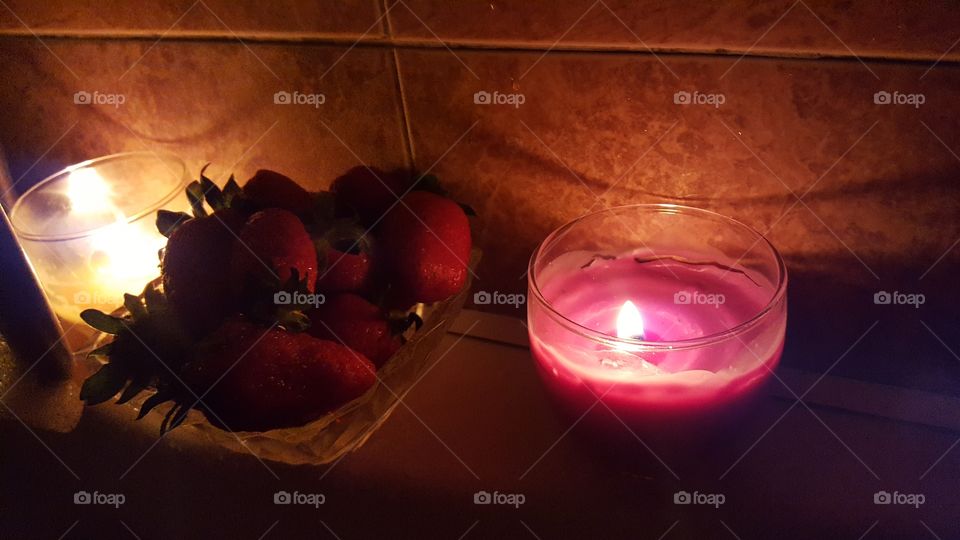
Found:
[1,311,958,539]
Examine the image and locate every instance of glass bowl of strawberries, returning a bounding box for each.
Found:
[77,166,477,465]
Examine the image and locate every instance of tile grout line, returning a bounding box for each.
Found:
[0,28,957,67]
[374,0,387,38]
[382,0,417,171]
[391,48,417,171]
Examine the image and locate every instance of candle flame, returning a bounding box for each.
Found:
[64,167,163,286]
[66,168,113,214]
[90,222,165,282]
[70,168,165,296]
[616,300,645,340]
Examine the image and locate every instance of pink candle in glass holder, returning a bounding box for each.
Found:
[527,204,787,439]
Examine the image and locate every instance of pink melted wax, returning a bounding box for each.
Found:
[530,252,785,428]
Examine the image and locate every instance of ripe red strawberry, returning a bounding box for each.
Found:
[243,169,313,215]
[378,191,471,305]
[307,294,400,367]
[315,247,371,294]
[331,166,411,225]
[314,224,375,295]
[229,208,318,296]
[183,316,376,431]
[161,208,246,337]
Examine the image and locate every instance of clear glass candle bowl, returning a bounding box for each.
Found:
[10,152,190,327]
[527,204,787,436]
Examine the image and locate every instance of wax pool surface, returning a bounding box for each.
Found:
[530,253,785,429]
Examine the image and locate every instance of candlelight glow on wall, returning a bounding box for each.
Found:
[10,152,189,326]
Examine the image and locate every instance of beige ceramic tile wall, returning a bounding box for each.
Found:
[396,47,960,291]
[0,37,408,196]
[0,2,957,356]
[0,0,383,36]
[388,0,960,60]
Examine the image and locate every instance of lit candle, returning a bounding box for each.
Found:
[59,169,168,321]
[527,204,787,437]
[10,152,188,327]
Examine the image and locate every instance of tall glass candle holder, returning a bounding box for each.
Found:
[10,152,190,329]
[527,204,787,439]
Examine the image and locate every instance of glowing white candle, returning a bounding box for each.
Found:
[10,152,189,326]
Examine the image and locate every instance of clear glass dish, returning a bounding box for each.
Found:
[81,251,478,465]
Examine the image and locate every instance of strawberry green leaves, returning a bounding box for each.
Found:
[184,164,237,219]
[157,164,252,239]
[124,293,148,320]
[277,310,311,333]
[80,330,155,408]
[156,210,192,238]
[134,383,192,432]
[410,173,445,197]
[198,165,248,214]
[80,309,125,335]
[79,281,196,434]
[159,400,193,433]
[198,165,226,211]
[79,362,130,406]
[186,181,207,218]
[222,176,244,208]
[412,173,477,216]
[458,203,478,217]
[388,311,423,337]
[245,268,317,333]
